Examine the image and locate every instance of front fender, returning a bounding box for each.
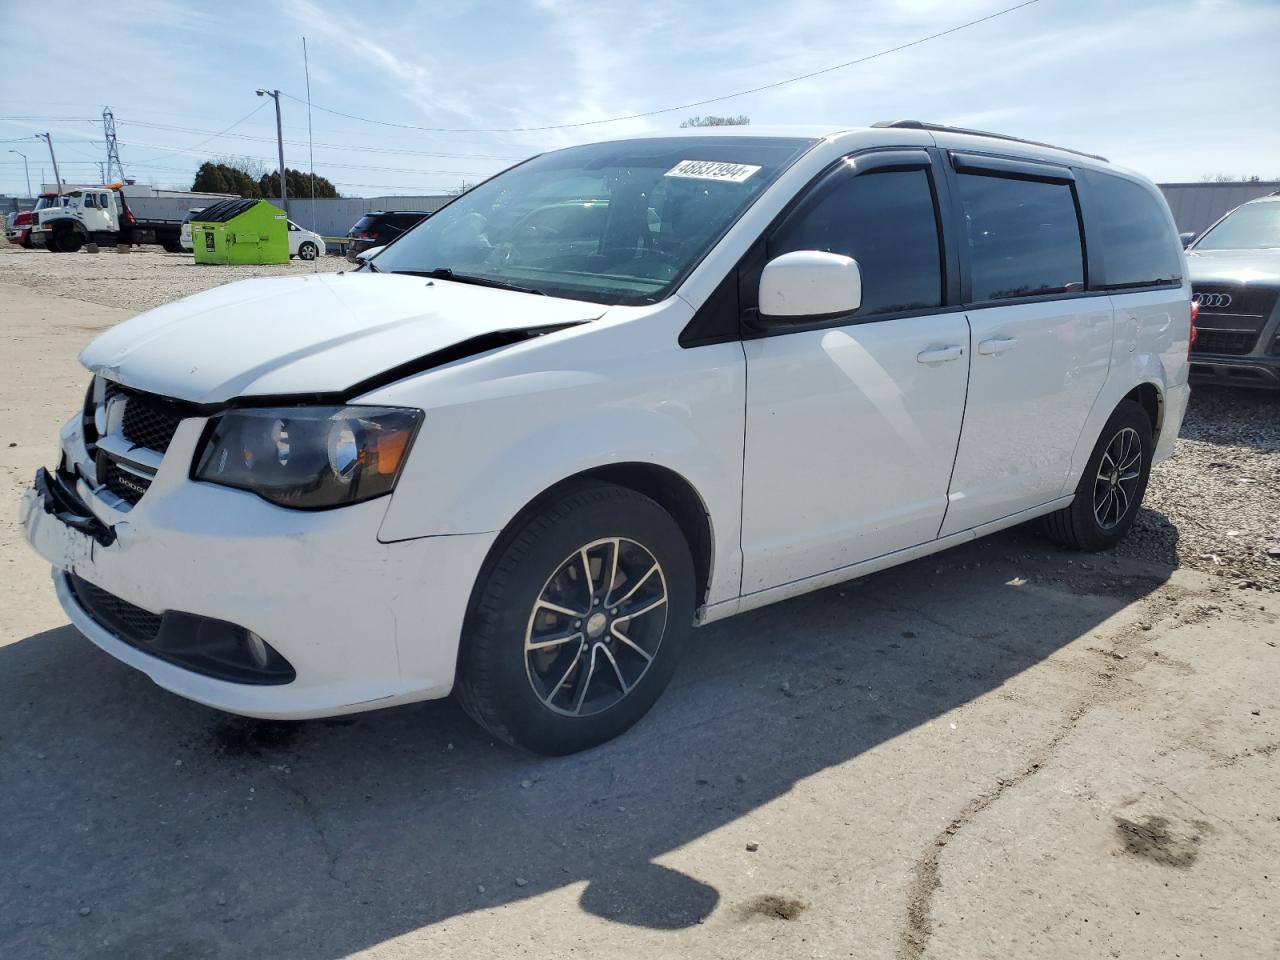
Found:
[366,318,746,607]
[40,217,86,235]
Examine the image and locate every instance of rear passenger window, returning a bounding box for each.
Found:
[1084,172,1182,288]
[769,168,943,317]
[957,174,1084,301]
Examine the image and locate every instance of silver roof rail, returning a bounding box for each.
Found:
[871,120,1109,163]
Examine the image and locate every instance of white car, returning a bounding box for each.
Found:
[22,122,1191,754]
[286,219,325,260]
[177,208,204,252]
[180,212,325,260]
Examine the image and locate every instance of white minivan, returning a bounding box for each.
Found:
[22,122,1191,754]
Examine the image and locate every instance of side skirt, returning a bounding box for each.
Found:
[698,494,1074,625]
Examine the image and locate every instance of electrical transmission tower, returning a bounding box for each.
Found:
[102,107,125,182]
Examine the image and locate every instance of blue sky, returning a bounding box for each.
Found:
[1,0,1278,198]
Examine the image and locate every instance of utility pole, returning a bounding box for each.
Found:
[8,150,31,196]
[255,89,288,215]
[102,106,125,182]
[37,132,63,194]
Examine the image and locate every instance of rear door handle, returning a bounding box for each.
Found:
[977,336,1018,356]
[916,345,965,364]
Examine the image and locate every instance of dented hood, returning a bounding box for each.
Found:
[80,272,603,405]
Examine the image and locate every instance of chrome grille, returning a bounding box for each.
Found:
[99,453,151,505]
[88,380,189,508]
[1190,283,1278,357]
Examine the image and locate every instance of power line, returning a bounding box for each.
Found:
[125,101,270,164]
[115,118,525,159]
[278,0,1043,134]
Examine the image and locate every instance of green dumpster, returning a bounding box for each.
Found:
[192,198,289,265]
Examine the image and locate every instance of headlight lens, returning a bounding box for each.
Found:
[193,405,422,509]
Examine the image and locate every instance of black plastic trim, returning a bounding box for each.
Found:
[950,151,1075,182]
[67,574,296,685]
[872,120,1108,163]
[32,468,116,546]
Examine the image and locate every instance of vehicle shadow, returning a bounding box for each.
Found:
[0,527,1176,959]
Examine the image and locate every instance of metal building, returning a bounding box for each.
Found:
[1158,181,1280,236]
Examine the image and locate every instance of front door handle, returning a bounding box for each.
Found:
[977,336,1018,356]
[916,345,965,364]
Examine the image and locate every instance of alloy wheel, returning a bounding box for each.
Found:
[1093,426,1142,529]
[524,537,668,717]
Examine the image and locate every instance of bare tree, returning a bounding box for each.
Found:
[680,115,751,128]
[1198,173,1271,183]
[213,155,270,180]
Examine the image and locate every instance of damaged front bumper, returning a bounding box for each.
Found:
[21,443,496,719]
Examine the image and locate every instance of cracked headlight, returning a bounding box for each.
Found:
[194,405,422,509]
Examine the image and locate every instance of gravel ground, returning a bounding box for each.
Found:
[0,245,339,312]
[2,245,1277,589]
[1122,385,1280,591]
[3,246,1279,960]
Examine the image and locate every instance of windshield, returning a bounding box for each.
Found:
[1194,201,1280,250]
[372,136,815,304]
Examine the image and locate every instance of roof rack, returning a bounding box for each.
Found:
[871,120,1108,163]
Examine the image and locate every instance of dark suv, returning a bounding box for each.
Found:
[345,210,431,261]
[1186,193,1280,388]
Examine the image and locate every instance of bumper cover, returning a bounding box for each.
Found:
[1189,355,1280,389]
[21,468,496,719]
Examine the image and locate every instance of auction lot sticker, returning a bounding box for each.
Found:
[665,160,762,183]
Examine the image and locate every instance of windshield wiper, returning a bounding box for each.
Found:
[395,267,546,296]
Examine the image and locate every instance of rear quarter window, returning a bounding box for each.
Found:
[1084,171,1182,288]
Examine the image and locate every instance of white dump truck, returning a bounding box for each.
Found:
[30,183,236,253]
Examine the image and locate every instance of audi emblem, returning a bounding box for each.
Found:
[1192,292,1233,308]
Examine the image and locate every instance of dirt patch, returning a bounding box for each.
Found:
[738,894,807,921]
[1114,815,1209,869]
[209,718,302,757]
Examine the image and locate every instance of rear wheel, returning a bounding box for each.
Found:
[1042,399,1154,550]
[162,239,183,253]
[456,482,695,755]
[50,228,83,253]
[298,241,318,261]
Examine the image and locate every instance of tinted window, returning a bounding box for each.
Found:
[769,167,943,316]
[391,213,428,228]
[957,174,1084,301]
[1085,172,1181,287]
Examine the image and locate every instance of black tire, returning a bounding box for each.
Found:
[456,481,696,755]
[1042,399,1154,551]
[298,241,318,261]
[162,240,183,253]
[50,228,83,253]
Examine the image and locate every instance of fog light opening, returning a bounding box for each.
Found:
[246,631,270,668]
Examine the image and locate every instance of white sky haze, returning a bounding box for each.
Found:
[1,0,1277,197]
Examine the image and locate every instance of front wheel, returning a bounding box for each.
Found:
[298,241,318,261]
[456,482,695,755]
[50,228,83,253]
[1042,399,1154,550]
